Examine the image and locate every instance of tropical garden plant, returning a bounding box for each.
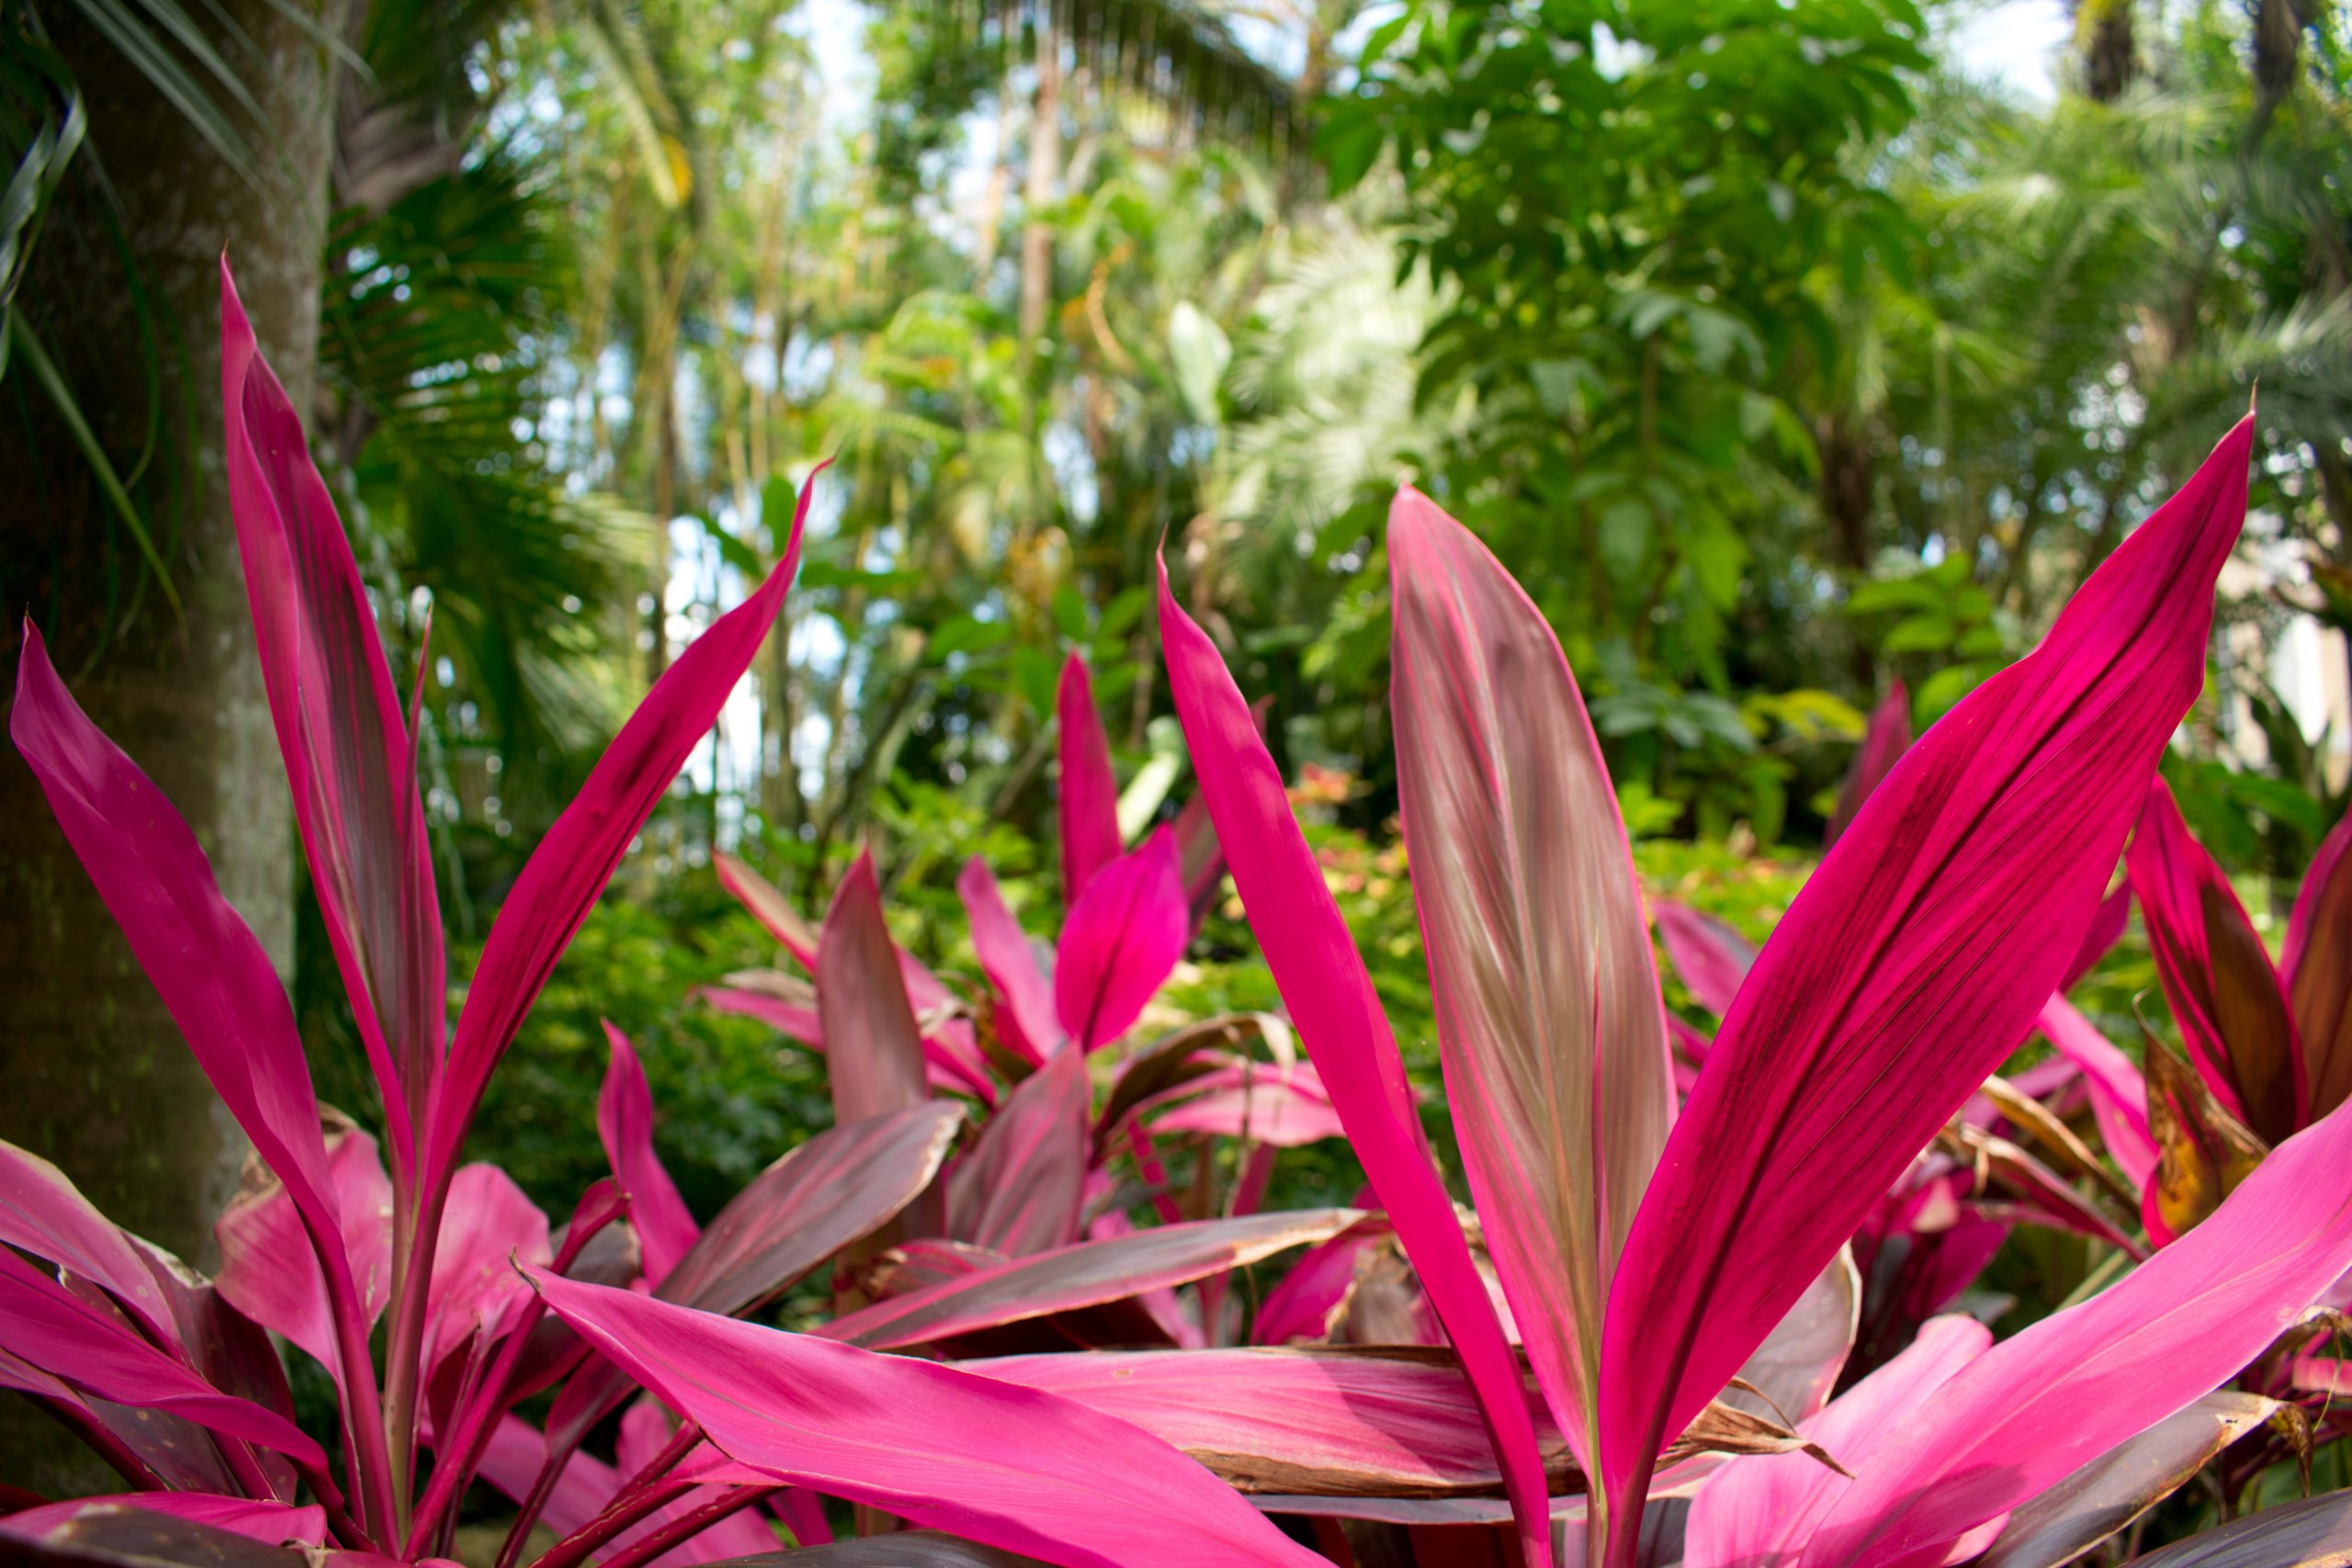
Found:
[10,260,2352,1568]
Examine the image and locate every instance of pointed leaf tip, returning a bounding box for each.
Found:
[1601,418,2256,1537]
[1387,484,1671,1477]
[1057,652,1124,903]
[1156,559,1556,1568]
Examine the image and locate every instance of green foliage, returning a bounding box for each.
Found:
[456,874,834,1219]
[1322,0,1927,694]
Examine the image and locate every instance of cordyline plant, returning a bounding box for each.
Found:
[0,265,975,1566]
[11,263,2352,1568]
[695,659,1344,1344]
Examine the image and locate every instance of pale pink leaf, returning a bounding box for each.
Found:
[526,1267,1330,1568]
[600,1021,701,1283]
[1158,556,1556,1568]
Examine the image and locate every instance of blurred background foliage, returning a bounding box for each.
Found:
[14,0,2352,1206]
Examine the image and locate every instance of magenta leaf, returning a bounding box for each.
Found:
[1801,1085,2352,1568]
[2128,776,2304,1141]
[956,857,1064,1062]
[430,470,812,1184]
[1386,486,1675,1479]
[9,622,345,1258]
[1684,1314,1992,1568]
[1599,418,2256,1546]
[1825,680,1911,848]
[661,1101,965,1316]
[1157,556,1556,1568]
[1053,827,1187,1052]
[8,621,384,1519]
[965,1347,1568,1497]
[1057,653,1125,903]
[0,1246,326,1472]
[419,1163,549,1384]
[1652,901,1756,1021]
[816,852,931,1125]
[221,260,444,1174]
[947,1047,1089,1256]
[0,1495,326,1548]
[2285,809,2352,1119]
[717,851,822,968]
[1136,1060,1345,1147]
[0,1141,180,1348]
[537,1101,968,1475]
[525,1267,1330,1568]
[600,1022,701,1283]
[695,1536,1040,1568]
[2036,996,2158,1194]
[822,1210,1357,1351]
[1252,1219,1390,1346]
[214,1128,394,1388]
[704,982,824,1047]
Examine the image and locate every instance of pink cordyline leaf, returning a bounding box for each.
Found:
[1684,1314,1992,1568]
[222,259,444,1175]
[0,1246,327,1472]
[1138,1061,1345,1147]
[1799,1083,2352,1568]
[1825,681,1911,849]
[429,466,813,1186]
[599,1022,700,1283]
[816,852,931,1124]
[214,1128,394,1388]
[956,857,1063,1062]
[2128,776,2304,1142]
[9,623,344,1251]
[964,1348,1566,1497]
[7,620,382,1511]
[708,985,991,1102]
[2065,881,2132,990]
[2036,996,2158,1195]
[2284,809,2352,1119]
[1053,827,1187,1051]
[947,1046,1089,1256]
[1252,1219,1390,1346]
[524,1267,1330,1568]
[657,1102,966,1317]
[0,1495,327,1548]
[718,850,967,1021]
[1652,901,1755,1021]
[703,984,824,1046]
[1598,417,2256,1559]
[821,1209,1358,1351]
[1156,556,1556,1568]
[1057,653,1125,903]
[1387,487,1675,1481]
[0,1142,179,1348]
[536,1102,967,1478]
[418,1164,548,1382]
[718,850,824,965]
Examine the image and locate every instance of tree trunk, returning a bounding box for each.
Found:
[0,0,345,1492]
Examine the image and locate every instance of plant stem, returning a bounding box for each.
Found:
[591,1487,779,1568]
